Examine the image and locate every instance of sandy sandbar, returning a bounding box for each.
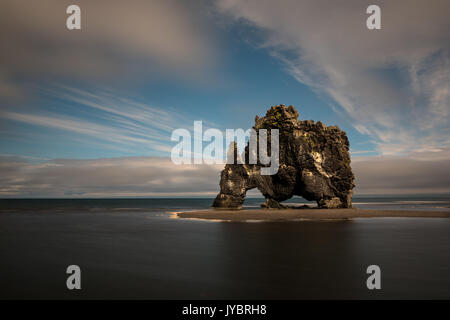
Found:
[175,208,450,222]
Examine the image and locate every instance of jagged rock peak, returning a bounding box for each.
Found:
[212,104,355,209]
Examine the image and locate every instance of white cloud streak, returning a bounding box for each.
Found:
[1,86,202,155]
[217,0,450,155]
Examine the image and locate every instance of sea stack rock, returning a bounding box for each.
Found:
[212,105,355,209]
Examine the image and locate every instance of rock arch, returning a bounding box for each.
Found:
[212,105,355,209]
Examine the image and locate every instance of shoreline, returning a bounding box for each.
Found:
[175,208,450,222]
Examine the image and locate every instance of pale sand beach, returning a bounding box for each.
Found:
[176,208,450,221]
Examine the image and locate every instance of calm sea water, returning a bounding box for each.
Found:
[0,196,449,299]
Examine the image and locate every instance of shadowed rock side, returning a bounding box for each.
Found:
[212,105,355,209]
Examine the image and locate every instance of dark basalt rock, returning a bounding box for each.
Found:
[212,105,355,209]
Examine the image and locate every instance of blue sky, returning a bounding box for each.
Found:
[0,25,373,160]
[0,0,449,197]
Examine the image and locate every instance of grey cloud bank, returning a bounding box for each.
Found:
[0,156,222,197]
[0,0,217,100]
[352,149,450,194]
[1,152,449,198]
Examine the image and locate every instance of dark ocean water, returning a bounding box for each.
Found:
[0,196,450,299]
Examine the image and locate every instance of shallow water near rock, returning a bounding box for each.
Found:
[1,197,449,299]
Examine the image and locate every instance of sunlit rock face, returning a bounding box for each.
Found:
[212,105,355,209]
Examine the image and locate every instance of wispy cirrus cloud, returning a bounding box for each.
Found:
[216,0,450,156]
[1,86,217,155]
